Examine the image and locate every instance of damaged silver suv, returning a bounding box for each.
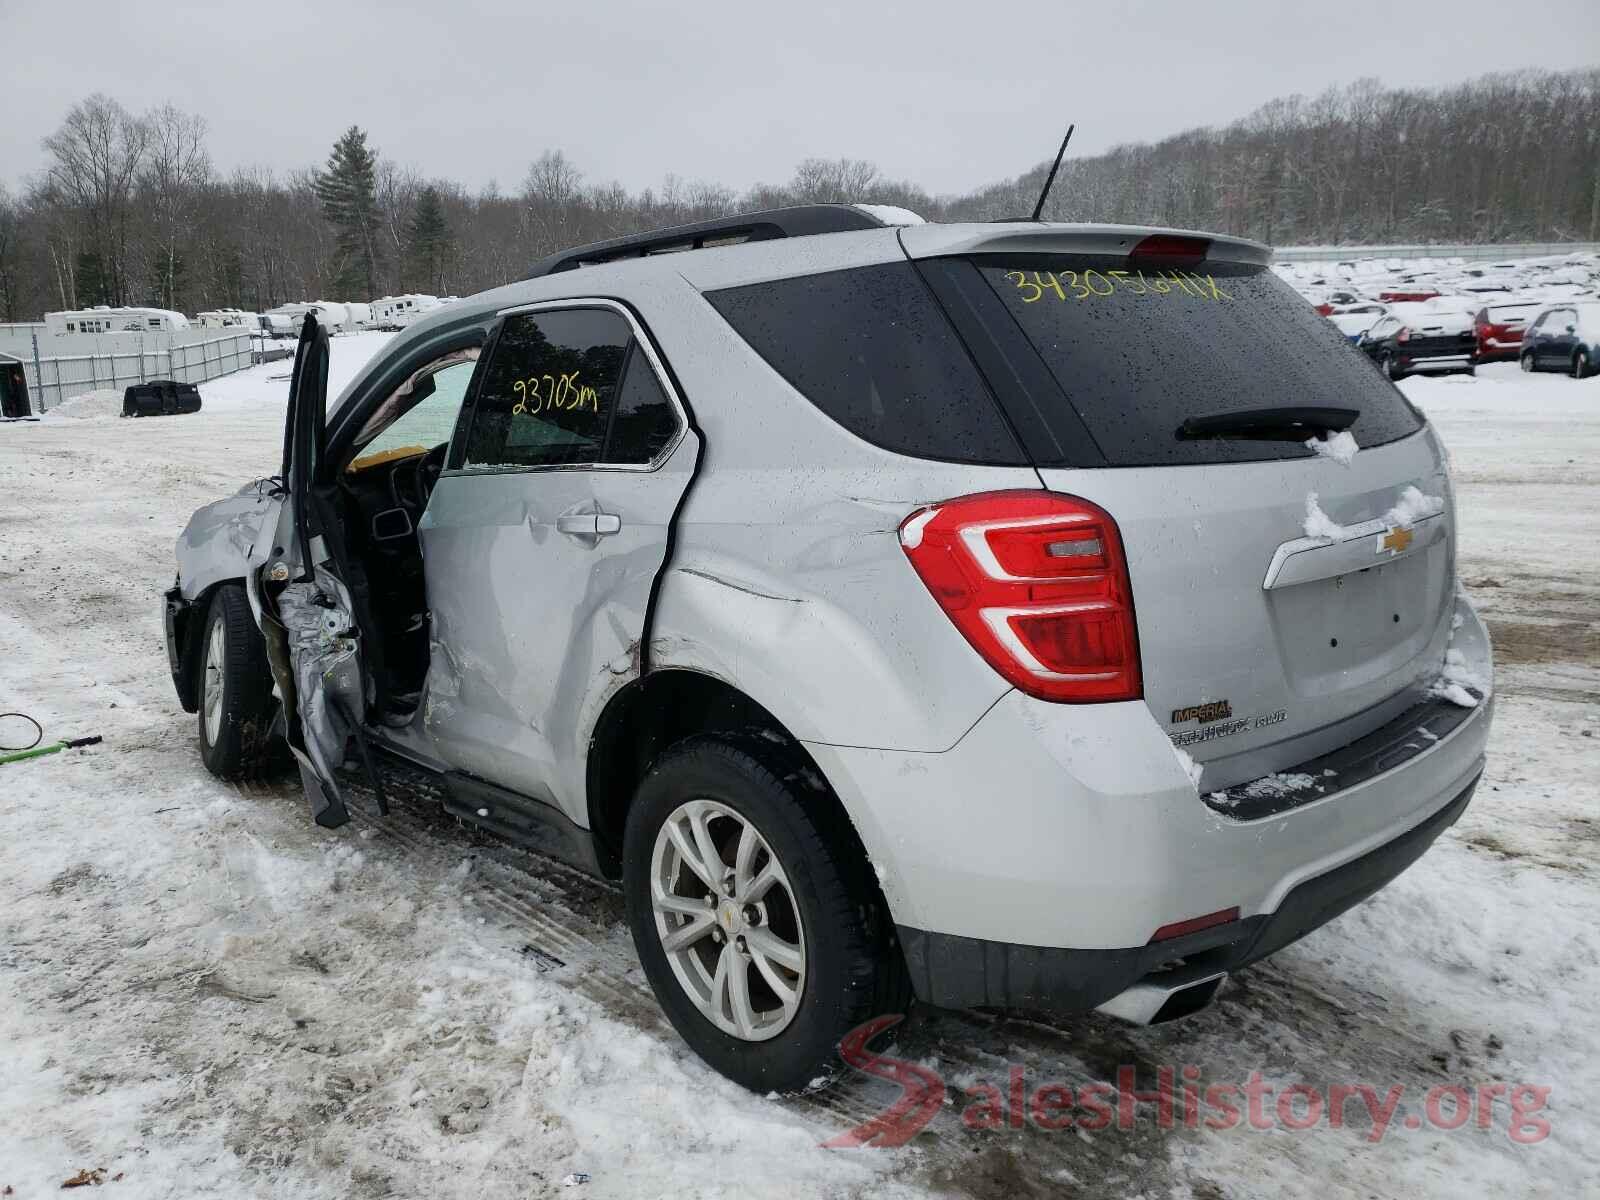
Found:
[164,205,1493,1091]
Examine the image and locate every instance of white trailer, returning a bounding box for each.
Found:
[264,301,349,333]
[45,307,190,336]
[370,294,438,330]
[196,308,257,329]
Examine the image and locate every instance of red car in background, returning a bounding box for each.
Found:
[1474,301,1542,362]
[1378,288,1442,303]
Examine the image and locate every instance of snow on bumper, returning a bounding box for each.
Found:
[807,592,1493,955]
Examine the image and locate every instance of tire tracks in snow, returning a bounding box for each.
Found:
[246,766,1190,1197]
[274,755,1525,1198]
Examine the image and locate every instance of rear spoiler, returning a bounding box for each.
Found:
[898,222,1273,268]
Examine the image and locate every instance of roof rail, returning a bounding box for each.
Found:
[524,204,887,279]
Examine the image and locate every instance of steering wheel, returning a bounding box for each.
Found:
[388,444,448,515]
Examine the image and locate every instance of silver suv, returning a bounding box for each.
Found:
[163,205,1494,1091]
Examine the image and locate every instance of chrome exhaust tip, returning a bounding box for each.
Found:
[1094,969,1226,1026]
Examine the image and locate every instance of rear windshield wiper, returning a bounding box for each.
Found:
[1176,406,1359,442]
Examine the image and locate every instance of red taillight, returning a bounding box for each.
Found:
[899,491,1142,703]
[1396,327,1411,343]
[1129,234,1211,268]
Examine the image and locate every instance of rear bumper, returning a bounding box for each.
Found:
[1400,353,1473,372]
[898,774,1476,1010]
[1476,334,1522,360]
[806,592,1493,1008]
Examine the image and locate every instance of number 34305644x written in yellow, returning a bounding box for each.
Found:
[1004,268,1234,303]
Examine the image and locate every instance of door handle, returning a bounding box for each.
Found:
[554,510,623,538]
[555,513,599,535]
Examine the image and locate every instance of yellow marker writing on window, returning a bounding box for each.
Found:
[512,372,602,416]
[1007,268,1232,302]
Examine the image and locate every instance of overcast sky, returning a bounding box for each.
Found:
[4,0,1594,197]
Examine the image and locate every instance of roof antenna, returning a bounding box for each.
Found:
[1029,123,1075,222]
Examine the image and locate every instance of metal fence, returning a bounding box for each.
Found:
[1273,241,1600,264]
[0,326,254,412]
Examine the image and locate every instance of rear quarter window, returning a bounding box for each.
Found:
[705,262,1026,465]
[972,256,1425,467]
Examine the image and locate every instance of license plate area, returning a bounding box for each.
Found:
[1268,548,1445,694]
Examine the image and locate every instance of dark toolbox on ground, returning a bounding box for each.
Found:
[123,380,202,418]
[1,359,31,419]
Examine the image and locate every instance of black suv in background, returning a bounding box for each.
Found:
[1359,304,1477,380]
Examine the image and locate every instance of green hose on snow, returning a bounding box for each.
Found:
[0,735,103,766]
[0,713,102,765]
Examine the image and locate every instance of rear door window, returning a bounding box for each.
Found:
[968,256,1425,467]
[461,308,630,469]
[605,345,681,465]
[706,262,1026,465]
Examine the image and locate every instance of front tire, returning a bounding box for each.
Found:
[622,735,906,1093]
[1521,351,1536,373]
[196,584,277,780]
[1574,350,1591,380]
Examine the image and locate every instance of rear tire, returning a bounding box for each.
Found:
[622,734,908,1093]
[1382,352,1401,381]
[196,584,278,780]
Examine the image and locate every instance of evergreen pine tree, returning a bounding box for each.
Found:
[314,126,383,299]
[405,186,452,293]
[74,251,109,307]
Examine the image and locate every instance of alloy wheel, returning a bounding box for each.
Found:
[649,798,806,1041]
[202,619,226,745]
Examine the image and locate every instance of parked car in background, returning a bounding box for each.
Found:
[1309,289,1363,315]
[1520,301,1600,377]
[1378,288,1441,303]
[1328,309,1386,342]
[1473,301,1542,363]
[1359,304,1476,379]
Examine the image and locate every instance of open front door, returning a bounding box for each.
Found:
[277,315,370,827]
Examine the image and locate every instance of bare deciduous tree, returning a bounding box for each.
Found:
[41,94,149,306]
[142,104,211,309]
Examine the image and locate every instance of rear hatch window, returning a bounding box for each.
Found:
[966,256,1425,467]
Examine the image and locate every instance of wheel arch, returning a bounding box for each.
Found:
[584,668,875,889]
[173,577,244,712]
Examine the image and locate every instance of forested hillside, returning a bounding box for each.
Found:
[0,67,1594,320]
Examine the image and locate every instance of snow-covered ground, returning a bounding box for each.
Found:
[1,335,1597,1198]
